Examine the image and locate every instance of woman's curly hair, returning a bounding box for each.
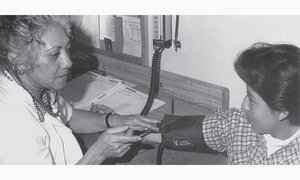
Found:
[0,15,71,70]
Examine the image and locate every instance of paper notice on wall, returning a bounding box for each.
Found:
[122,16,142,57]
[99,15,116,41]
[78,16,100,48]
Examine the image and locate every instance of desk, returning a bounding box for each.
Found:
[74,74,227,165]
[72,45,229,164]
[75,88,227,164]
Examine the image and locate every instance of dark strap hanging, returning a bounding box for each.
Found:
[174,15,181,52]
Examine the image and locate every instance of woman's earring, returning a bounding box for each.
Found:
[10,63,18,71]
[17,68,25,75]
[17,66,25,76]
[10,63,25,75]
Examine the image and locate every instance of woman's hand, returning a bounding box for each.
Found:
[90,103,160,132]
[116,114,160,132]
[78,126,141,165]
[94,126,141,158]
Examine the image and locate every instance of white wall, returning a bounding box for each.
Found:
[75,15,300,108]
[155,15,300,108]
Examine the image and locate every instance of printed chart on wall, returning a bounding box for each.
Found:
[99,15,116,42]
[97,15,148,66]
[122,16,142,58]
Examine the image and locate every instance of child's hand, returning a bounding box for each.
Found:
[142,133,162,144]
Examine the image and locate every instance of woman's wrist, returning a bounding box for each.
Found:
[105,112,114,128]
[105,113,122,127]
[77,145,106,164]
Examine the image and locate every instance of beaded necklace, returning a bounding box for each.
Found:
[1,66,60,122]
[23,86,60,122]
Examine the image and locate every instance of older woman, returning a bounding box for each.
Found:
[0,15,159,165]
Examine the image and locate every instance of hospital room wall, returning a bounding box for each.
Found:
[156,15,300,107]
[75,15,300,108]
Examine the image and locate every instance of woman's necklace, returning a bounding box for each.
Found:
[23,86,60,122]
[6,68,60,122]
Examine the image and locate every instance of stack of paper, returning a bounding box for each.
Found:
[59,71,123,109]
[60,71,166,115]
[91,85,166,115]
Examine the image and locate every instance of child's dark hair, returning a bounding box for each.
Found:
[234,42,299,125]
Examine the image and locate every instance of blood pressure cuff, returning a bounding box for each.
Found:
[160,114,208,152]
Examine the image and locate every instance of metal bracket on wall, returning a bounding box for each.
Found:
[104,38,113,52]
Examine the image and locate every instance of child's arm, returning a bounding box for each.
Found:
[203,108,248,152]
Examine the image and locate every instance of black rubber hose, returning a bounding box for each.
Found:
[140,48,164,115]
[156,143,165,165]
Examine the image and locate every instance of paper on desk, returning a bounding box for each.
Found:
[59,71,123,109]
[90,85,166,115]
[106,74,136,88]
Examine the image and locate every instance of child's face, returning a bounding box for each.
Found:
[241,85,281,135]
